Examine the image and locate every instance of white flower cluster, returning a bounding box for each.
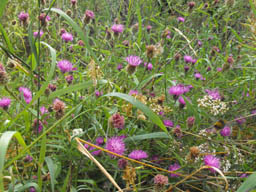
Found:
[197,95,229,116]
[71,128,83,138]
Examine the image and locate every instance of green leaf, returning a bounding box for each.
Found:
[16,182,40,192]
[236,172,256,192]
[137,73,163,89]
[38,134,47,190]
[0,0,8,18]
[28,23,38,65]
[0,23,14,53]
[44,8,96,60]
[125,132,169,142]
[104,92,168,133]
[0,131,28,191]
[61,165,71,192]
[45,157,56,192]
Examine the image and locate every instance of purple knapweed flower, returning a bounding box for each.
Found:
[220,126,231,137]
[19,87,32,104]
[126,55,142,67]
[204,155,220,173]
[194,72,202,80]
[65,75,73,84]
[168,163,181,177]
[95,90,103,98]
[29,187,36,192]
[236,117,246,125]
[33,30,44,38]
[24,155,33,162]
[169,85,184,99]
[184,55,193,63]
[0,98,11,110]
[217,67,222,72]
[96,137,104,145]
[177,17,185,23]
[129,90,139,96]
[198,40,202,47]
[89,145,101,156]
[192,59,197,64]
[205,89,221,100]
[108,113,125,129]
[85,10,95,19]
[146,63,153,70]
[118,159,128,169]
[128,150,148,160]
[40,106,48,115]
[146,25,152,32]
[163,120,174,128]
[61,32,73,42]
[18,11,29,22]
[105,136,125,157]
[57,60,74,73]
[117,64,123,71]
[178,96,186,106]
[154,174,168,185]
[111,24,124,34]
[187,116,195,128]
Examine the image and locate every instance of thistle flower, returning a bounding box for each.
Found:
[128,150,148,160]
[184,55,193,63]
[18,11,29,25]
[163,120,174,128]
[125,55,142,74]
[0,98,11,110]
[85,10,95,19]
[57,60,74,73]
[168,163,181,177]
[108,113,125,129]
[154,174,168,185]
[204,155,220,173]
[177,17,185,23]
[65,75,74,84]
[33,30,44,38]
[61,32,73,42]
[105,136,126,157]
[19,87,32,104]
[168,85,184,99]
[188,1,196,9]
[71,0,77,6]
[220,126,231,137]
[111,24,124,34]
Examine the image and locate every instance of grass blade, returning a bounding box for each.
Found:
[0,23,14,53]
[236,172,256,192]
[0,0,8,18]
[45,157,56,192]
[125,132,169,142]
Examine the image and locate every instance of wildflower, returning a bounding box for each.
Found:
[117,64,123,71]
[111,24,124,34]
[96,137,104,145]
[29,187,36,192]
[33,30,44,38]
[168,163,181,177]
[236,117,246,125]
[168,85,184,99]
[194,72,202,80]
[118,159,128,169]
[163,120,174,128]
[192,59,197,64]
[71,0,77,7]
[18,11,29,25]
[105,136,126,157]
[48,84,56,91]
[95,90,103,98]
[187,116,195,128]
[57,60,74,73]
[40,106,48,115]
[173,125,183,138]
[125,55,142,74]
[19,87,32,104]
[146,25,152,32]
[189,146,200,158]
[108,113,125,129]
[85,10,95,19]
[144,62,153,70]
[129,90,138,96]
[39,13,50,26]
[89,145,101,156]
[177,17,185,23]
[220,126,231,137]
[32,119,43,133]
[24,155,33,162]
[60,28,66,35]
[198,40,202,47]
[217,67,222,72]
[205,89,221,100]
[178,96,187,108]
[53,99,66,119]
[174,53,181,61]
[184,55,193,63]
[61,32,73,42]
[204,155,220,173]
[154,174,168,185]
[184,66,190,73]
[0,98,11,110]
[188,1,195,9]
[65,75,73,84]
[146,45,156,58]
[128,150,148,160]
[78,40,84,46]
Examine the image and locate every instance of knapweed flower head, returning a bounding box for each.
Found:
[53,99,66,119]
[65,75,73,84]
[146,25,152,32]
[105,136,125,157]
[18,11,29,22]
[168,85,184,99]
[236,116,246,125]
[19,87,32,104]
[128,150,148,160]
[33,30,44,38]
[95,90,103,98]
[71,0,77,6]
[154,174,168,185]
[32,119,43,133]
[108,113,125,129]
[163,120,174,128]
[57,60,74,73]
[187,116,195,128]
[144,62,153,70]
[126,55,142,67]
[204,155,220,173]
[184,55,193,63]
[89,145,101,156]
[168,163,181,177]
[118,159,128,169]
[85,10,95,20]
[0,98,11,110]
[205,89,221,100]
[177,17,185,22]
[61,32,73,42]
[129,89,139,96]
[96,137,104,145]
[220,126,231,137]
[111,24,124,34]
[24,155,33,162]
[117,64,123,71]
